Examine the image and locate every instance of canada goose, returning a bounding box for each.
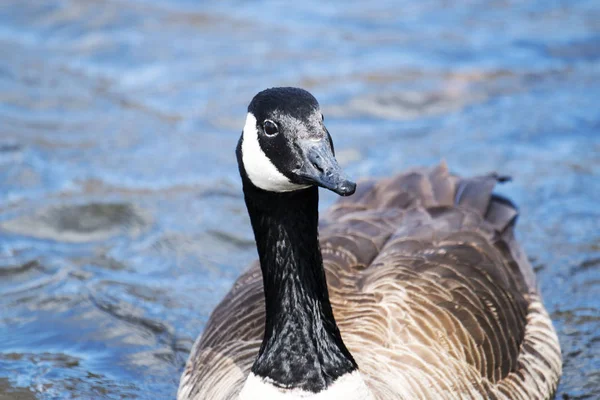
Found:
[178,87,562,399]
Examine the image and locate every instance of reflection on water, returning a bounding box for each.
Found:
[1,0,599,398]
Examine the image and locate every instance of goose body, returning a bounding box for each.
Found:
[178,88,562,399]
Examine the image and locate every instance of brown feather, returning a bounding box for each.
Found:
[178,164,561,400]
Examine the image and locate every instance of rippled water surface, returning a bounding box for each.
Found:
[1,1,599,398]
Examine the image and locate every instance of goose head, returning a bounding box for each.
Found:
[236,87,356,196]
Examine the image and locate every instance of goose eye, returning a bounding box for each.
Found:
[263,120,279,137]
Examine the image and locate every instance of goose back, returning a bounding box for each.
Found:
[178,162,561,400]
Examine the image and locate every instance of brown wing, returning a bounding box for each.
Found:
[178,264,264,400]
[178,163,561,400]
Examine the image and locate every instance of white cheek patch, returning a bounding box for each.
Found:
[241,112,310,192]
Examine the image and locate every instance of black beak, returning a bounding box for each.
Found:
[296,139,356,196]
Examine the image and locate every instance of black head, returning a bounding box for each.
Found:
[236,87,356,196]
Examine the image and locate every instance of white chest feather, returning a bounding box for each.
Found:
[237,372,374,400]
[241,113,309,192]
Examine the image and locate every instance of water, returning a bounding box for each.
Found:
[0,0,598,398]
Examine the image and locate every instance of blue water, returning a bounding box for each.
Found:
[0,1,598,398]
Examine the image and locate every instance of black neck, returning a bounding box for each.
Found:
[240,174,357,392]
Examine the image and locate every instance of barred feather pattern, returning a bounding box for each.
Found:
[178,163,562,400]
